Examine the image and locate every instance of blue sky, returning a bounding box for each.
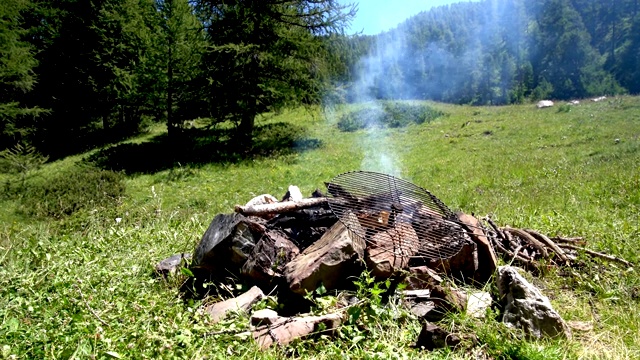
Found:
[338,0,478,35]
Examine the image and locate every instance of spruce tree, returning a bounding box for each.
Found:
[0,0,46,146]
[195,0,355,149]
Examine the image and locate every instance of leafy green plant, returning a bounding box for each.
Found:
[337,102,444,131]
[19,166,126,219]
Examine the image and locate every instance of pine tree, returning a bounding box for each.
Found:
[91,0,161,134]
[0,0,46,146]
[156,0,206,138]
[195,0,355,149]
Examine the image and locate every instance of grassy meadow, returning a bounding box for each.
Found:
[1,96,639,359]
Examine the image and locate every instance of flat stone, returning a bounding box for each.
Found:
[252,313,343,349]
[284,220,365,295]
[409,302,436,318]
[204,286,265,323]
[466,291,492,318]
[497,266,572,339]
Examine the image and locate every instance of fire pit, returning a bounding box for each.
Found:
[326,171,469,265]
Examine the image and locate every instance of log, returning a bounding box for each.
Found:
[557,244,633,268]
[235,197,330,216]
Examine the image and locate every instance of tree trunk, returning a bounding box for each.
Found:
[167,39,178,139]
[236,111,255,150]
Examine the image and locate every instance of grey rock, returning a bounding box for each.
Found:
[497,266,572,339]
[154,253,191,277]
[414,322,476,351]
[193,213,263,276]
[241,230,300,288]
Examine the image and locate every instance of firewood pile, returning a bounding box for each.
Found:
[482,217,633,269]
[156,171,634,350]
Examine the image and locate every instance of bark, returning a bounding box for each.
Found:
[235,197,331,216]
[237,111,256,150]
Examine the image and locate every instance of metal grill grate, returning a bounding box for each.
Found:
[326,171,468,261]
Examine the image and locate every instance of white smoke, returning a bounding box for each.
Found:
[348,31,409,176]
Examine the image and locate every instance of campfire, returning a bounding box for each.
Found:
[156,171,633,350]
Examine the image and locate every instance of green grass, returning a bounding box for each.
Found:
[1,97,639,359]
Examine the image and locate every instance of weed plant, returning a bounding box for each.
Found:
[337,102,444,131]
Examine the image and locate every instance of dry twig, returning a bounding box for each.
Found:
[502,227,549,258]
[558,244,633,268]
[525,228,569,263]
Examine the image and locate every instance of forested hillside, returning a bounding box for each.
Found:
[0,0,353,154]
[2,0,639,155]
[343,0,640,105]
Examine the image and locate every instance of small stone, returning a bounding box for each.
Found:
[154,253,191,277]
[414,322,467,351]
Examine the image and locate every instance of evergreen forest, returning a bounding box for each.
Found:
[2,0,640,154]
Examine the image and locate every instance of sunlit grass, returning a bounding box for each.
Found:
[1,96,639,358]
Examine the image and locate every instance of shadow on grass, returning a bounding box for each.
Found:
[85,122,323,174]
